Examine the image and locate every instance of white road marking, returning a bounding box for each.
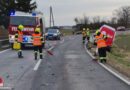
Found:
[33,59,42,71]
[99,63,130,85]
[84,43,130,85]
[33,46,54,71]
[0,49,11,54]
[0,87,13,90]
[48,46,54,51]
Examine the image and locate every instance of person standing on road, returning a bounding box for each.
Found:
[15,24,24,58]
[94,30,108,63]
[82,28,86,43]
[32,28,44,60]
[86,28,90,42]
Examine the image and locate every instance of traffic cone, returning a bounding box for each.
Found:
[0,78,4,87]
[53,41,56,46]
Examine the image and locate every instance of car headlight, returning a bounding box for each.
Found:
[54,34,57,36]
[10,35,15,39]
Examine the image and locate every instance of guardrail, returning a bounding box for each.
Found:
[0,39,9,48]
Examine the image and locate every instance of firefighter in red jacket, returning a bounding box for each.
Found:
[32,28,44,60]
[15,24,24,58]
[94,30,108,63]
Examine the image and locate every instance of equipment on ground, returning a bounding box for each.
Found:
[45,49,53,55]
[13,42,21,50]
[92,58,98,62]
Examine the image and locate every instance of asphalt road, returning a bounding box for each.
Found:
[31,36,130,90]
[0,35,129,90]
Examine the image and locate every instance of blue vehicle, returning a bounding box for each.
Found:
[45,29,61,40]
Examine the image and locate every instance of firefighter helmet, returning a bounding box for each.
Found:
[18,25,24,30]
[35,28,40,33]
[95,30,100,35]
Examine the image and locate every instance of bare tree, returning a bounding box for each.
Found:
[92,16,101,23]
[114,6,130,27]
[83,15,89,25]
[74,17,80,24]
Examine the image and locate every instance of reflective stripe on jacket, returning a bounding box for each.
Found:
[86,31,90,37]
[95,34,107,48]
[32,34,42,46]
[18,31,23,43]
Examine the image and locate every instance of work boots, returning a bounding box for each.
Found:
[40,55,43,59]
[100,59,107,63]
[18,52,23,58]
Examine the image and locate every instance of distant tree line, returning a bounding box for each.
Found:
[0,0,37,29]
[74,6,130,31]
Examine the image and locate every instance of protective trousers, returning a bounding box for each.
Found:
[34,46,43,60]
[98,47,107,63]
[18,43,23,58]
[82,36,86,43]
[87,37,90,42]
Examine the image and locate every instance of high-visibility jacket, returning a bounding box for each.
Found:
[95,34,107,48]
[82,31,86,37]
[32,34,42,46]
[86,31,90,37]
[17,31,23,43]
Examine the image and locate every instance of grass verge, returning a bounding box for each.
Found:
[88,34,130,78]
[60,29,75,36]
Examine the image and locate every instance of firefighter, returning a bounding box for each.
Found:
[32,28,44,60]
[86,28,90,42]
[82,28,86,43]
[15,24,24,58]
[94,30,108,63]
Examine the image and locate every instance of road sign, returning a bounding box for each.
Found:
[100,25,116,47]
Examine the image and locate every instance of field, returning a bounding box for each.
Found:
[107,34,130,77]
[60,29,75,36]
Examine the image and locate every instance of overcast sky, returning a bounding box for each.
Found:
[36,0,130,26]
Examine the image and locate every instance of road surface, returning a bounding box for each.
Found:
[0,36,129,90]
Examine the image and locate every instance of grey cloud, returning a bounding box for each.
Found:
[36,0,130,26]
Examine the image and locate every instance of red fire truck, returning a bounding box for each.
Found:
[9,12,46,48]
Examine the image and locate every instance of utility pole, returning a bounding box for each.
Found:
[50,6,55,28]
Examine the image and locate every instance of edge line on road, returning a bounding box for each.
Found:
[84,43,130,86]
[33,59,42,71]
[0,87,13,90]
[0,49,11,54]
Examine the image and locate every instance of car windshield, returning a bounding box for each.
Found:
[10,16,36,26]
[47,29,57,33]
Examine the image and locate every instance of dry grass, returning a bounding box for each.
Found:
[88,34,130,78]
[60,29,75,36]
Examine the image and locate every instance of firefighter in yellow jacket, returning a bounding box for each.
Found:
[32,28,44,60]
[15,25,24,58]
